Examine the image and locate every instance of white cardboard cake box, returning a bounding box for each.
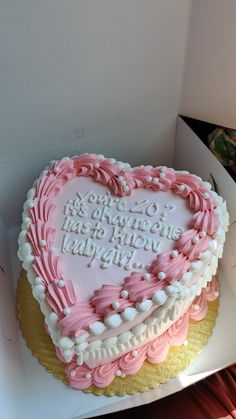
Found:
[0,116,235,419]
[1,1,236,416]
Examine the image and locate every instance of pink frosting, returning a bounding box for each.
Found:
[189,292,208,321]
[58,302,102,337]
[146,332,169,363]
[52,158,75,183]
[26,154,221,340]
[93,160,120,180]
[93,361,119,387]
[166,312,189,345]
[73,154,98,176]
[32,250,63,286]
[174,173,203,191]
[189,188,215,212]
[109,168,137,196]
[204,275,219,301]
[27,221,56,256]
[29,197,56,223]
[55,346,67,363]
[172,173,216,212]
[151,252,191,282]
[128,167,176,191]
[191,210,220,235]
[46,280,77,315]
[123,272,165,301]
[150,168,175,191]
[36,173,62,198]
[129,166,154,188]
[119,346,147,375]
[67,364,93,389]
[91,284,133,316]
[65,277,219,389]
[189,275,219,320]
[176,229,209,260]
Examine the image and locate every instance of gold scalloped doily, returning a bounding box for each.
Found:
[16,270,219,397]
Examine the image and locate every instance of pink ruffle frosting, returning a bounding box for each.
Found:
[29,197,56,224]
[91,284,133,316]
[27,221,55,256]
[36,173,62,198]
[151,252,191,282]
[58,302,102,337]
[189,188,215,212]
[191,210,220,235]
[46,280,77,315]
[32,250,63,286]
[123,272,165,301]
[176,229,209,260]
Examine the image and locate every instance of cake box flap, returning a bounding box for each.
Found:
[175,116,236,295]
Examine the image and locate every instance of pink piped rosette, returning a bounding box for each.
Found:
[18,153,229,390]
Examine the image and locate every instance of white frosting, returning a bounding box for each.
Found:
[89,321,107,336]
[152,290,167,305]
[135,299,153,312]
[104,314,122,328]
[122,307,138,321]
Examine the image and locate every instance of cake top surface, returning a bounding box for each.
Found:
[54,176,194,301]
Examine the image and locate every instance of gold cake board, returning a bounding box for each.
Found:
[17,270,219,397]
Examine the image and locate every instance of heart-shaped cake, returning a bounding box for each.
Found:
[18,154,229,390]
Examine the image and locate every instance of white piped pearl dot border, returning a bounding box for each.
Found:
[121,290,129,298]
[63,307,70,315]
[157,272,166,280]
[112,301,120,309]
[70,370,76,377]
[192,236,199,244]
[118,176,129,192]
[35,277,42,285]
[143,273,151,280]
[115,370,121,376]
[153,177,159,185]
[56,279,65,287]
